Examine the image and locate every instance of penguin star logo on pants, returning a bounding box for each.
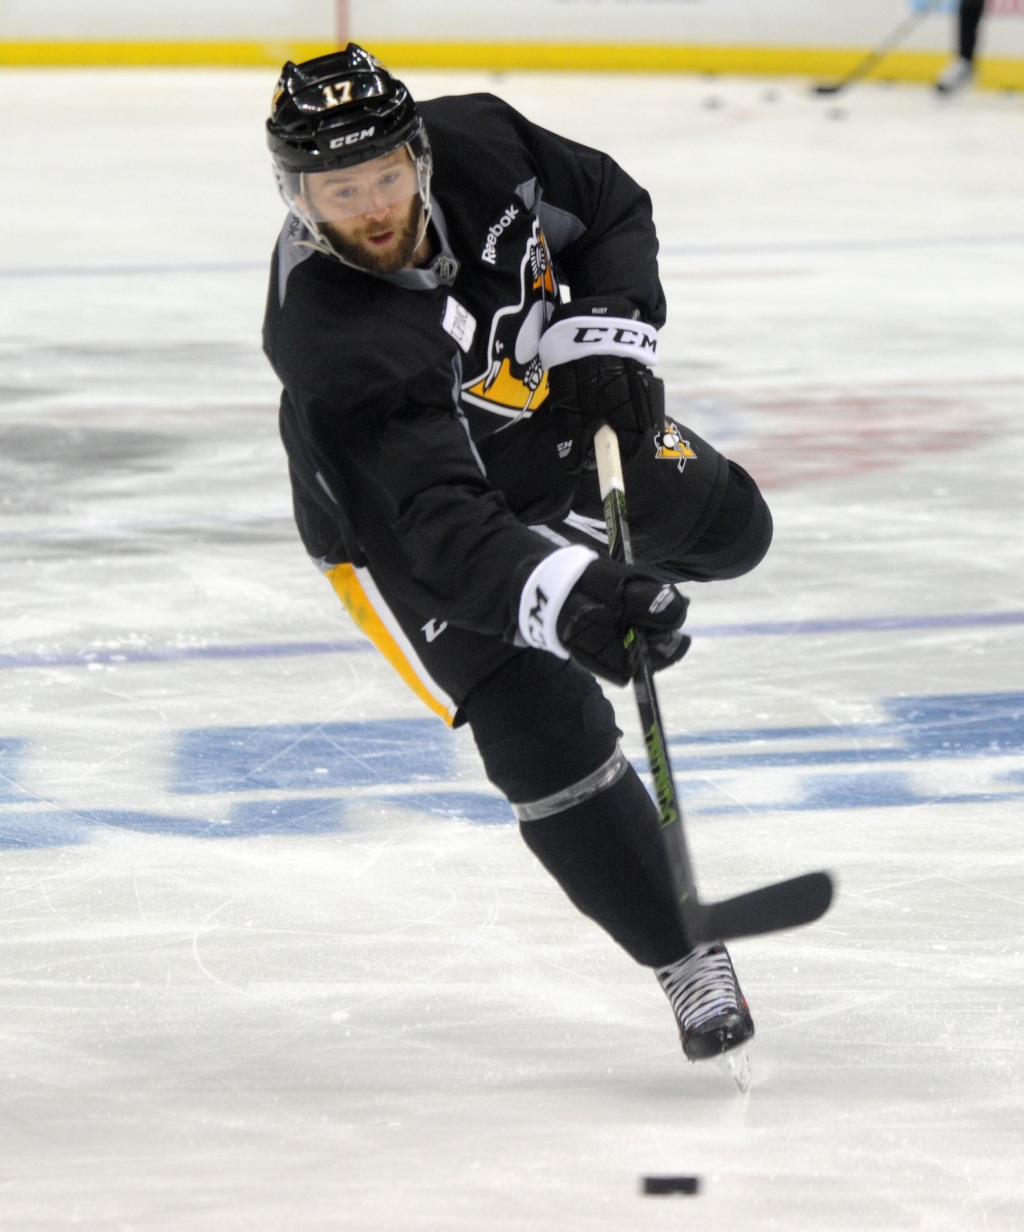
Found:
[654,421,697,473]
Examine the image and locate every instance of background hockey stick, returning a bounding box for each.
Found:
[593,424,834,945]
[812,0,946,96]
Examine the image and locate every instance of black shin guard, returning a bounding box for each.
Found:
[518,767,690,967]
[463,651,689,968]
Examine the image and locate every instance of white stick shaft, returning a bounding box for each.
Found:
[594,423,624,502]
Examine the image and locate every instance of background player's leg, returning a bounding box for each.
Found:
[936,0,984,92]
[959,0,986,62]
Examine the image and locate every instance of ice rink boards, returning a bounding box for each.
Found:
[0,69,1022,1230]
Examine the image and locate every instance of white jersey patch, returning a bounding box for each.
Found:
[442,296,477,353]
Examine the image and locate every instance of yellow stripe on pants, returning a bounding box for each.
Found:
[326,563,458,726]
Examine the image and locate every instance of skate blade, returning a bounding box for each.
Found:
[715,1045,751,1094]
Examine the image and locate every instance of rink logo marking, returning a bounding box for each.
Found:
[667,692,1024,814]
[667,692,1024,769]
[0,794,510,849]
[0,738,29,803]
[171,718,454,795]
[2,693,1023,848]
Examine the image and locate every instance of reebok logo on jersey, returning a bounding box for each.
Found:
[481,204,519,265]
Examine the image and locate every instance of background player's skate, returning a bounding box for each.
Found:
[813,0,945,96]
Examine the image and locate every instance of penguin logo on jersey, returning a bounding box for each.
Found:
[654,421,697,472]
[461,218,557,418]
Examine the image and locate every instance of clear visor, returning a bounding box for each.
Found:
[298,150,420,224]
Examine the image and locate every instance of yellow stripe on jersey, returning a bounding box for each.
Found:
[326,563,458,727]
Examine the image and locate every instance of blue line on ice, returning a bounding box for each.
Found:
[0,260,267,279]
[0,640,372,670]
[3,233,1024,279]
[2,610,1021,671]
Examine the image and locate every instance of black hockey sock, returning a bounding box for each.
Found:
[518,766,691,968]
[959,0,985,62]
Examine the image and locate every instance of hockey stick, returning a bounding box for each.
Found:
[812,0,946,96]
[593,424,834,945]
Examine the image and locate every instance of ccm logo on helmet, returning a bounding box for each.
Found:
[329,126,376,150]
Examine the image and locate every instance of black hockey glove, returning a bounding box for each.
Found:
[538,296,662,474]
[556,558,690,688]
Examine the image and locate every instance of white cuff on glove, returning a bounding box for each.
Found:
[537,314,659,371]
[518,544,599,657]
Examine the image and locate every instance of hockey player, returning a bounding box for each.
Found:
[263,46,772,1069]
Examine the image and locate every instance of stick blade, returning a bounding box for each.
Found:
[694,871,834,943]
[812,82,843,95]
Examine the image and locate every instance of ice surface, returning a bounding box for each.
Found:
[1,70,1023,1230]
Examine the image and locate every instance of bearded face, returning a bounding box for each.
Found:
[319,192,424,275]
[299,149,427,274]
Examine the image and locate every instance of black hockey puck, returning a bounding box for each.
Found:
[642,1175,700,1196]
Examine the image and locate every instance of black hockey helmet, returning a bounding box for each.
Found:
[266,45,433,271]
[267,44,423,174]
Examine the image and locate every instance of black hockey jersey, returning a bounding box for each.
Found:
[262,92,665,640]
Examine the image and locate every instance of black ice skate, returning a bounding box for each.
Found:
[655,943,754,1090]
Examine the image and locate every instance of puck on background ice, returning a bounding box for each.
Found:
[641,1175,700,1196]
